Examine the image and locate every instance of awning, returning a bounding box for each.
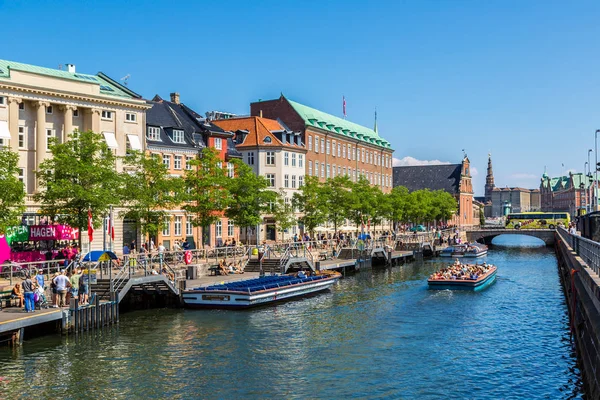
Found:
[0,121,11,139]
[102,131,118,149]
[127,134,142,151]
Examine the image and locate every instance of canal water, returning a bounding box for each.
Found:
[0,236,583,399]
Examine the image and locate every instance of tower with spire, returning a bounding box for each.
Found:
[485,153,495,203]
[374,109,378,134]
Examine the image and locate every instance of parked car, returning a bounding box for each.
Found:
[409,225,426,232]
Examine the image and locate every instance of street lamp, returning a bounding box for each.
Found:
[589,148,593,212]
[595,130,600,211]
[585,161,590,213]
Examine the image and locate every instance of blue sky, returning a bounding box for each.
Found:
[2,0,600,195]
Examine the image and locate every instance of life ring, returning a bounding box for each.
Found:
[184,251,192,265]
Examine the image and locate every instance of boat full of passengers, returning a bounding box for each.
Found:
[427,260,497,292]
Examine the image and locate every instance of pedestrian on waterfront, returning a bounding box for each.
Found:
[123,243,130,266]
[22,273,35,313]
[79,271,89,305]
[53,270,71,307]
[70,268,81,303]
[50,272,59,307]
[130,240,136,252]
[35,269,45,290]
[11,283,24,308]
[158,242,166,263]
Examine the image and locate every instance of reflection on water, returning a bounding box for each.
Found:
[0,236,583,399]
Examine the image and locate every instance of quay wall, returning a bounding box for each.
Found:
[555,233,600,398]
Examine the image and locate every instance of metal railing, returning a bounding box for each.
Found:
[557,227,600,276]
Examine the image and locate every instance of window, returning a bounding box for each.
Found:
[227,162,234,178]
[0,97,4,105]
[217,162,223,170]
[174,155,182,170]
[214,138,222,150]
[174,216,182,236]
[347,145,351,159]
[332,165,335,177]
[163,155,170,169]
[338,143,341,157]
[326,164,330,178]
[46,105,53,114]
[299,154,303,168]
[162,220,171,236]
[18,126,25,149]
[266,174,275,187]
[326,140,330,155]
[125,112,137,122]
[332,141,336,156]
[299,175,304,187]
[321,138,325,154]
[101,110,113,120]
[266,151,275,165]
[284,152,289,166]
[228,221,234,237]
[291,175,296,188]
[308,136,312,151]
[315,161,319,177]
[147,127,161,141]
[321,163,325,178]
[352,146,356,161]
[186,156,193,170]
[216,221,222,237]
[247,152,255,165]
[315,136,319,153]
[308,161,313,176]
[46,129,54,150]
[186,218,193,236]
[18,168,25,192]
[73,109,78,117]
[291,153,296,167]
[338,166,341,176]
[172,129,185,144]
[263,136,272,143]
[284,174,289,188]
[19,102,24,110]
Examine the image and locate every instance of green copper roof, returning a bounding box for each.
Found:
[287,99,392,150]
[0,59,135,99]
[545,173,592,191]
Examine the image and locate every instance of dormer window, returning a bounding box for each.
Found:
[147,126,161,141]
[263,137,272,143]
[172,129,185,144]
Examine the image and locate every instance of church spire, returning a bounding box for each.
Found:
[485,153,495,202]
[374,109,378,134]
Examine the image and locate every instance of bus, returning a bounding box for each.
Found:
[505,212,570,229]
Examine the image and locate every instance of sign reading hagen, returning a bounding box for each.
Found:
[28,225,80,241]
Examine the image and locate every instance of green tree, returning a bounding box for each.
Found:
[226,158,276,241]
[347,176,381,231]
[388,186,410,226]
[119,151,184,241]
[429,190,458,223]
[293,176,326,237]
[321,175,353,235]
[182,148,230,246]
[272,189,296,242]
[479,207,485,226]
[406,189,433,224]
[0,147,25,234]
[35,130,120,247]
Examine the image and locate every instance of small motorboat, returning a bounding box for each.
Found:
[182,269,341,309]
[440,243,487,258]
[428,264,497,292]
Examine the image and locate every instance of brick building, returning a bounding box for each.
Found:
[250,96,394,192]
[540,172,594,217]
[145,93,241,249]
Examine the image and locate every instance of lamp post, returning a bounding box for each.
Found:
[585,161,590,213]
[589,149,593,213]
[595,130,600,211]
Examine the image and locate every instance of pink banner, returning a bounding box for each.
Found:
[28,225,80,241]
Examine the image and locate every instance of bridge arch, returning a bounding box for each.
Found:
[466,229,555,246]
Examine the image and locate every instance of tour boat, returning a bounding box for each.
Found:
[440,243,488,258]
[428,265,497,292]
[182,271,341,309]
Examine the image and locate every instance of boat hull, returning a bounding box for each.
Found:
[182,275,339,309]
[428,268,497,292]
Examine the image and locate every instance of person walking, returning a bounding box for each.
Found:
[53,271,71,307]
[70,268,82,303]
[22,273,35,313]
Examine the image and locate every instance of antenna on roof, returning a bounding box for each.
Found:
[120,74,130,86]
[58,64,63,70]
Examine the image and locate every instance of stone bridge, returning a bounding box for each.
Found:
[466,228,555,246]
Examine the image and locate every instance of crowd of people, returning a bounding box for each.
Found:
[217,259,244,275]
[429,259,493,281]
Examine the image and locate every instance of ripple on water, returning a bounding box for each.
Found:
[0,236,585,399]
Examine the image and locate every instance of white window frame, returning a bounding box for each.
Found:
[326,140,330,155]
[186,156,193,170]
[228,221,234,237]
[321,138,325,154]
[291,153,296,167]
[266,151,275,165]
[299,154,303,168]
[227,162,234,178]
[308,135,312,151]
[101,110,113,120]
[332,140,336,157]
[248,152,255,165]
[0,96,5,106]
[163,154,171,169]
[174,155,182,170]
[162,220,171,236]
[147,127,161,141]
[299,175,304,187]
[46,129,54,150]
[266,173,275,187]
[186,218,193,236]
[216,220,222,237]
[18,126,25,149]
[292,175,296,188]
[18,168,25,192]
[326,164,330,178]
[284,152,289,166]
[308,160,313,175]
[174,216,182,236]
[214,137,222,150]
[172,129,185,144]
[314,161,319,177]
[315,136,319,153]
[321,163,325,178]
[284,174,289,188]
[125,112,137,122]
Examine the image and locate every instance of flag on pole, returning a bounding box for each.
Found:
[343,96,347,119]
[107,213,115,241]
[87,208,94,243]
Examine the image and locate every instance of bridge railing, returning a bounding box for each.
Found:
[557,227,600,276]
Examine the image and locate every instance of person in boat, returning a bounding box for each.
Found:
[297,269,307,278]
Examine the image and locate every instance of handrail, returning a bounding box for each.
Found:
[279,247,291,274]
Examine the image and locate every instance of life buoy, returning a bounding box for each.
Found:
[184,251,192,265]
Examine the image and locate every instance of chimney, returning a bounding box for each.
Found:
[170,92,180,104]
[66,64,76,73]
[259,110,263,118]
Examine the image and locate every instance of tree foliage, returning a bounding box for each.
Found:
[35,130,120,245]
[119,151,183,239]
[347,176,382,229]
[321,175,353,234]
[0,147,25,234]
[293,176,326,236]
[272,189,296,242]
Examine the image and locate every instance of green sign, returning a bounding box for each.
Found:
[6,226,29,245]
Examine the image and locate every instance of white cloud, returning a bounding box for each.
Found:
[471,167,479,177]
[393,156,451,167]
[510,173,537,179]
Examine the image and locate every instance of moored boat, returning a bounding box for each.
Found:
[428,262,497,292]
[182,271,341,309]
[440,243,488,258]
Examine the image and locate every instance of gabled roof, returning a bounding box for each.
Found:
[286,98,392,150]
[543,173,593,191]
[393,164,462,194]
[146,98,206,150]
[0,59,139,99]
[212,116,304,150]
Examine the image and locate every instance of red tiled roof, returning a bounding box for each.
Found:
[212,116,303,149]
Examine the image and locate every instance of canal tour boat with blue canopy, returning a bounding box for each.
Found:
[428,264,497,292]
[440,243,488,258]
[182,269,341,309]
